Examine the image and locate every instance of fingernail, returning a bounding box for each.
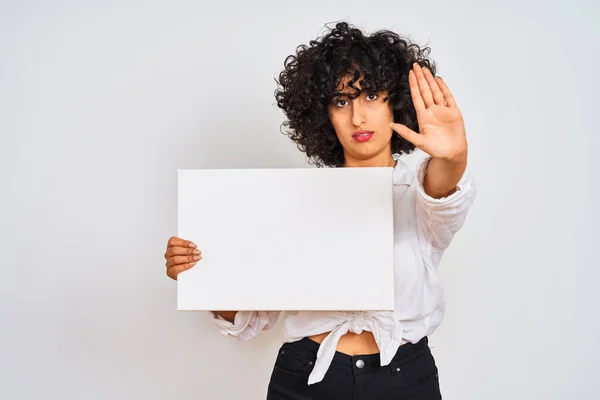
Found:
[188,262,196,266]
[193,255,201,261]
[189,243,197,248]
[193,249,201,255]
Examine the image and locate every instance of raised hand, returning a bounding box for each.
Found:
[390,63,467,163]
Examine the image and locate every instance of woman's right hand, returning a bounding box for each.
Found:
[164,236,202,280]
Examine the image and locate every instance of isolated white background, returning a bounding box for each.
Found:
[1,0,597,399]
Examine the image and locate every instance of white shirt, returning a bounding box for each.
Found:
[209,155,476,385]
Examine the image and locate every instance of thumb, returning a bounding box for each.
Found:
[390,122,424,149]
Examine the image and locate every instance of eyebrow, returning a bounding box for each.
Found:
[331,88,380,99]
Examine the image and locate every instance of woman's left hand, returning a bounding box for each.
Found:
[390,63,468,163]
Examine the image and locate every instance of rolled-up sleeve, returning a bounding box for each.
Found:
[208,311,281,342]
[414,156,477,252]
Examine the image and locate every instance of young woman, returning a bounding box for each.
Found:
[164,22,476,399]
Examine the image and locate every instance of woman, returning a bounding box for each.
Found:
[164,22,476,399]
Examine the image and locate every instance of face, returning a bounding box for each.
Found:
[328,75,395,167]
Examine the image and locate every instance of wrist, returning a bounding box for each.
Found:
[437,148,468,165]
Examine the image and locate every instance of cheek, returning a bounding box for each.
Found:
[329,113,350,140]
[367,101,392,119]
[379,103,394,121]
[370,106,394,131]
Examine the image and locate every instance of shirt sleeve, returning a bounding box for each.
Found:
[414,156,477,253]
[208,311,281,341]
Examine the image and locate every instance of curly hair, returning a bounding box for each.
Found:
[275,21,437,167]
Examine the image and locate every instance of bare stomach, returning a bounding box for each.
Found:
[308,331,380,355]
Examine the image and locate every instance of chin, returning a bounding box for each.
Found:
[350,149,380,161]
[354,141,382,153]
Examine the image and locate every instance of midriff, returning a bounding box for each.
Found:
[308,331,380,355]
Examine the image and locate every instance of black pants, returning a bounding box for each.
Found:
[266,336,442,400]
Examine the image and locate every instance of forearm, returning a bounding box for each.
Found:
[213,311,238,323]
[423,155,467,199]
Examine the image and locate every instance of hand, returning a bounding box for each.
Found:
[390,63,468,163]
[164,236,201,280]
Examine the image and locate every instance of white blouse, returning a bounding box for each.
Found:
[209,156,476,385]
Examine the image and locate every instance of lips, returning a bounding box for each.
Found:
[352,130,374,142]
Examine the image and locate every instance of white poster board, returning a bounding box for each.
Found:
[177,167,395,311]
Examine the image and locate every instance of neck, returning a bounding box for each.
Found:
[343,151,396,168]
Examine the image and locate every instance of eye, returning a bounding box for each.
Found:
[335,99,349,107]
[366,93,378,101]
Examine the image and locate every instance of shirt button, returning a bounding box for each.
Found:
[355,359,365,369]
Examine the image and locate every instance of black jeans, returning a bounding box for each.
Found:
[266,336,442,400]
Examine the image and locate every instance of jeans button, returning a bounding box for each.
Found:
[355,359,365,369]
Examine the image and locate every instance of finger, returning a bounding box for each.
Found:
[167,236,197,249]
[422,68,445,106]
[390,122,425,149]
[165,246,201,258]
[167,254,202,268]
[408,70,425,113]
[435,77,457,108]
[412,63,434,108]
[167,262,196,280]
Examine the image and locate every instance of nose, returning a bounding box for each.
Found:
[351,98,366,127]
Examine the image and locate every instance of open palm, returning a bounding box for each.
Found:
[391,63,468,161]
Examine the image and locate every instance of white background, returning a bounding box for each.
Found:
[1,0,597,399]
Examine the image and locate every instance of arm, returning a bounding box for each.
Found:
[423,156,467,199]
[415,156,476,253]
[390,64,475,254]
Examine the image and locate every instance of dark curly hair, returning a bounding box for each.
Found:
[275,21,437,167]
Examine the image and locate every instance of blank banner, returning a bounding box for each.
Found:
[177,167,395,311]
